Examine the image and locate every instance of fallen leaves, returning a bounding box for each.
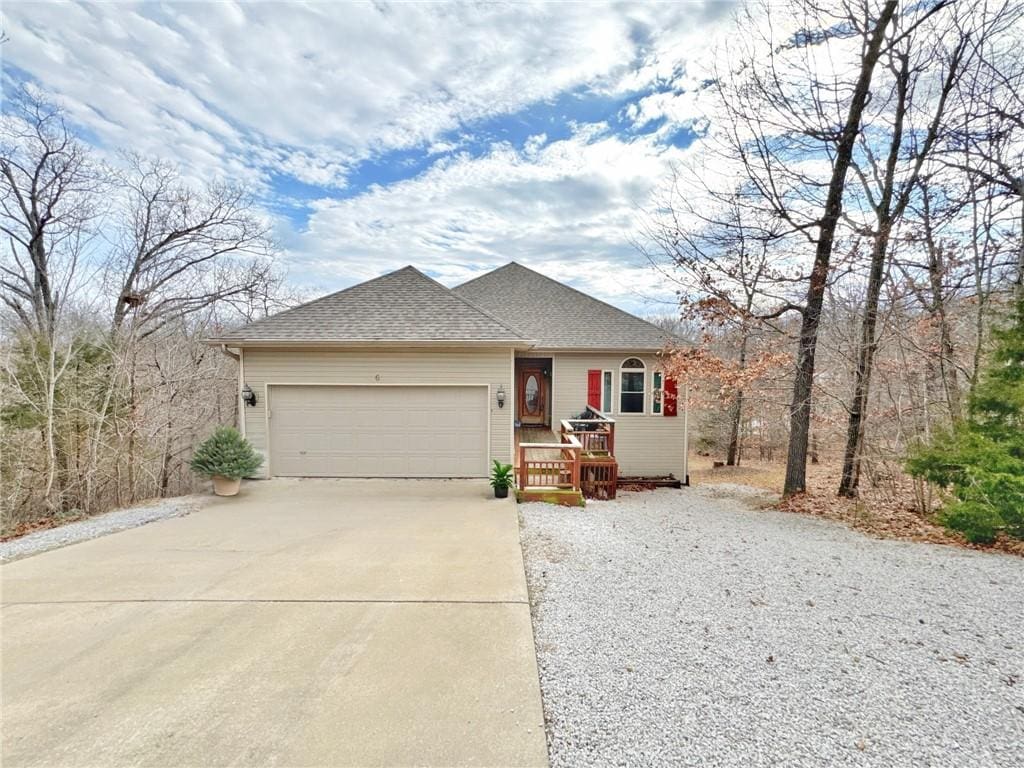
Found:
[690,454,1024,557]
[1,512,88,541]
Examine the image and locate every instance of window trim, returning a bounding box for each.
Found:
[618,357,646,415]
[651,371,663,415]
[601,369,613,413]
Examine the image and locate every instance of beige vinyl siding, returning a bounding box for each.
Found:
[535,351,688,480]
[242,347,513,477]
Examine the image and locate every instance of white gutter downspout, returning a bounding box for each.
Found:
[683,384,690,486]
[219,344,244,435]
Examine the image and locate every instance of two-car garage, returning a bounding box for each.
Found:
[266,384,490,478]
[213,267,520,479]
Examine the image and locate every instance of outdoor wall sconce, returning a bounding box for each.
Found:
[496,385,506,408]
[241,383,257,407]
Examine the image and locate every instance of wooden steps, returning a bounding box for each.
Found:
[515,488,585,507]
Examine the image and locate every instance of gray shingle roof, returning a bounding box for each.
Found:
[453,262,677,350]
[214,266,527,343]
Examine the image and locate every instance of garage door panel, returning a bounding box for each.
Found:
[269,386,488,477]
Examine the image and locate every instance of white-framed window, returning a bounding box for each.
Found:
[652,371,663,415]
[602,370,613,413]
[619,358,646,414]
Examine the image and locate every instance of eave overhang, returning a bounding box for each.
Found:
[205,337,537,350]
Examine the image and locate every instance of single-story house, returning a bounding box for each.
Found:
[208,262,688,492]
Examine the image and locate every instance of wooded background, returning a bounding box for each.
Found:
[644,0,1023,523]
[1,90,295,534]
[3,0,1022,542]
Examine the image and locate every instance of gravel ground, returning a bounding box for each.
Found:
[520,485,1024,767]
[0,496,201,562]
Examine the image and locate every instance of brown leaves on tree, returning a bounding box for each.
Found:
[660,339,791,407]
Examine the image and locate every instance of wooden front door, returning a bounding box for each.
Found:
[517,366,547,425]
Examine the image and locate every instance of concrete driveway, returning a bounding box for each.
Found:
[1,479,548,767]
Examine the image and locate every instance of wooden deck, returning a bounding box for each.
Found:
[514,414,619,501]
[514,428,562,466]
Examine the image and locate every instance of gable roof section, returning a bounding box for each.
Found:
[212,266,528,345]
[453,262,677,350]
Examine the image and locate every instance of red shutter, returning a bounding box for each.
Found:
[663,378,678,417]
[587,369,602,409]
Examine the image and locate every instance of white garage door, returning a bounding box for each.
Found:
[268,385,488,477]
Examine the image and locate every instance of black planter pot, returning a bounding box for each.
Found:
[494,485,510,499]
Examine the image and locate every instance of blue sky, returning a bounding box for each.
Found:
[1,1,735,315]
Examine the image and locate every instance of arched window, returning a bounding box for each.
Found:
[619,358,646,413]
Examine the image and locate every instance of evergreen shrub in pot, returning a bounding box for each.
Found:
[190,427,263,496]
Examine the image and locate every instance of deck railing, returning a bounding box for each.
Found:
[563,408,617,499]
[579,457,618,500]
[518,428,581,491]
[560,406,615,456]
[517,408,618,497]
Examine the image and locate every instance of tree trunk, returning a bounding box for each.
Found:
[924,228,962,420]
[726,390,744,467]
[969,183,987,393]
[1017,181,1024,304]
[41,340,59,513]
[838,52,913,498]
[126,358,137,502]
[28,236,58,340]
[84,356,119,514]
[783,0,899,496]
[936,311,961,419]
[726,332,749,466]
[159,421,173,496]
[838,233,889,496]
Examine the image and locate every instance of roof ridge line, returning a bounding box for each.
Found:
[452,261,517,292]
[414,266,529,340]
[458,261,676,339]
[225,267,415,333]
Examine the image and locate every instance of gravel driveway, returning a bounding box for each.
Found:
[520,485,1024,767]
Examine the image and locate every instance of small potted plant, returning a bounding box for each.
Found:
[490,460,515,499]
[190,427,263,497]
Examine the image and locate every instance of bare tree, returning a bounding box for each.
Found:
[1,89,106,510]
[778,0,898,495]
[940,6,1024,300]
[1,88,104,337]
[644,182,791,466]
[837,6,975,497]
[691,0,902,494]
[1,90,286,527]
[108,154,276,338]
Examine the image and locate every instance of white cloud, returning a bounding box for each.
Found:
[3,4,692,169]
[285,124,695,313]
[1,1,738,313]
